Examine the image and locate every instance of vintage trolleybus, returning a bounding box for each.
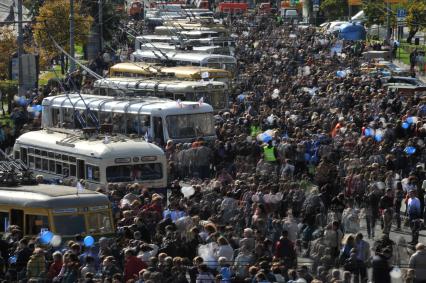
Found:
[109,63,232,84]
[132,50,237,74]
[13,129,167,189]
[0,184,114,237]
[92,77,229,111]
[41,94,216,144]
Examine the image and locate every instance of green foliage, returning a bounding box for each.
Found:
[0,80,18,96]
[80,0,124,43]
[406,0,426,42]
[320,0,348,21]
[362,0,386,27]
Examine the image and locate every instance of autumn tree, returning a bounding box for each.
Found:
[33,0,93,73]
[0,27,18,79]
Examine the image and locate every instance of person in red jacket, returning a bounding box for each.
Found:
[274,230,297,269]
[124,249,147,282]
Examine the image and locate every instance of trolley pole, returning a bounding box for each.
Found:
[17,0,24,95]
[99,0,103,52]
[69,0,76,72]
[386,1,391,44]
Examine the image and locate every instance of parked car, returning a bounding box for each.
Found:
[384,76,425,87]
[376,61,411,76]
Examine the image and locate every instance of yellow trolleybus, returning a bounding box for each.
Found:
[0,184,114,237]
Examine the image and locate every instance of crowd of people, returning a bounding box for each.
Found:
[1,10,426,283]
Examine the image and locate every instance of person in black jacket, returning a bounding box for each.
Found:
[379,188,394,234]
[372,247,392,283]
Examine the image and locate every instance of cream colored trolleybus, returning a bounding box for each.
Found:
[41,94,217,144]
[13,129,167,189]
[0,184,114,237]
[109,63,232,85]
[131,50,237,74]
[92,77,229,111]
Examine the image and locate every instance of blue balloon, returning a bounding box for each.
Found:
[402,122,410,129]
[405,146,416,155]
[40,231,54,244]
[261,133,272,143]
[35,105,42,112]
[18,96,27,106]
[336,70,346,78]
[406,117,414,124]
[8,255,16,264]
[304,153,311,161]
[237,94,245,102]
[374,134,382,142]
[84,235,95,247]
[365,128,374,137]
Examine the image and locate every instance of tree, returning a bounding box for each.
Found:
[406,0,426,43]
[362,0,386,27]
[0,27,18,79]
[33,0,93,72]
[320,0,348,21]
[80,0,124,47]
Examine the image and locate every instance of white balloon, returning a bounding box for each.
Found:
[181,186,195,198]
[50,235,62,247]
[252,195,260,202]
[390,266,402,279]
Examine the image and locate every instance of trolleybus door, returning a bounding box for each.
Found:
[77,159,85,180]
[10,209,24,230]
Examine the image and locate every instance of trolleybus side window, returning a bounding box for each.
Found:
[28,156,35,168]
[35,157,41,170]
[49,160,55,172]
[54,214,86,235]
[106,163,163,182]
[25,214,49,235]
[63,108,74,128]
[0,212,9,233]
[87,211,113,233]
[42,159,48,171]
[86,165,100,182]
[52,108,60,127]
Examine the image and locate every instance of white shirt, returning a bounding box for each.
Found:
[408,197,421,216]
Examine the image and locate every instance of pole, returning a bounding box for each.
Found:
[69,0,76,72]
[386,0,391,44]
[17,0,24,95]
[348,3,352,21]
[99,0,103,52]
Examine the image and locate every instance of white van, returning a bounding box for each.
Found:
[281,8,298,22]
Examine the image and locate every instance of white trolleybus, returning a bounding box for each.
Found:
[41,94,217,144]
[13,129,168,190]
[131,49,237,74]
[92,77,229,111]
[135,35,236,56]
[139,42,225,55]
